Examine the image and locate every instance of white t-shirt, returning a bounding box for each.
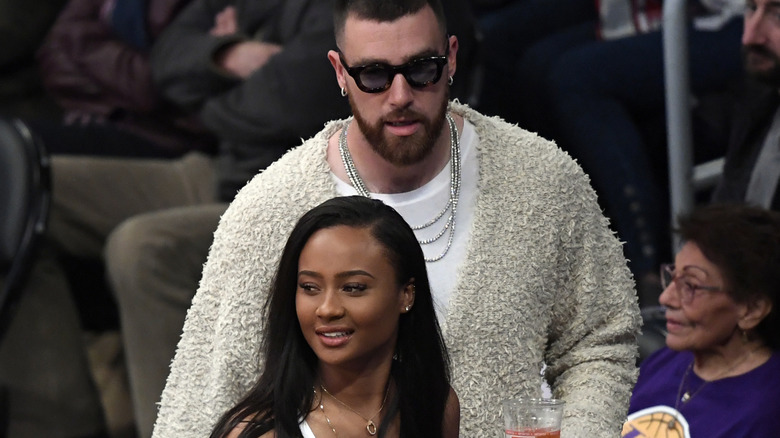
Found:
[332,120,479,322]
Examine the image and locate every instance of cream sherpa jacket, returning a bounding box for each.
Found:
[152,102,641,438]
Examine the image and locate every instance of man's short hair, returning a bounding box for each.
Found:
[333,0,447,46]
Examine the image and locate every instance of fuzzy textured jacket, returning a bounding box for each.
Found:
[152,102,641,438]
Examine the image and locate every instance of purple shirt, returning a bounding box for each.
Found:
[623,347,780,437]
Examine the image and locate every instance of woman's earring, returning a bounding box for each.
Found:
[448,76,454,86]
[340,87,347,97]
[405,305,411,312]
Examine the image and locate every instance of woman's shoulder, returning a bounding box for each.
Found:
[443,387,460,438]
[752,350,780,382]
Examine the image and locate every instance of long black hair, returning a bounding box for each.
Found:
[210,196,451,438]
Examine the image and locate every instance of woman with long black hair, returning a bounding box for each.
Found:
[209,196,458,438]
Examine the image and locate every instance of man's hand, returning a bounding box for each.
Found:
[210,6,238,36]
[215,41,283,79]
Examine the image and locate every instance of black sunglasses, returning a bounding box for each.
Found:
[339,52,448,93]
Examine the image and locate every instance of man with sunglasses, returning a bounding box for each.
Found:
[152,1,641,437]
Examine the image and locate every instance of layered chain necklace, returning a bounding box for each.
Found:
[668,347,761,429]
[339,113,460,263]
[314,384,390,437]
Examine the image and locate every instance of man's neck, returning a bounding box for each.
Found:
[327,113,463,194]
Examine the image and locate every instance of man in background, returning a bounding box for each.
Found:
[713,0,780,210]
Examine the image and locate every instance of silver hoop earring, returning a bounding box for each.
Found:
[340,87,347,97]
[447,76,454,86]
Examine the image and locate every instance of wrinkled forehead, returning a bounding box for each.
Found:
[338,7,447,64]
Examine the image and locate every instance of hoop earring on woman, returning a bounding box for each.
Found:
[447,76,453,86]
[340,87,347,97]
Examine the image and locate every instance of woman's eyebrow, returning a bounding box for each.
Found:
[680,265,710,279]
[297,270,375,279]
[335,270,375,280]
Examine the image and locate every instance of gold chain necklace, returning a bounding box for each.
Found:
[318,384,390,436]
[315,387,339,437]
[668,347,761,429]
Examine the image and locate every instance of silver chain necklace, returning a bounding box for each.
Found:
[339,113,460,263]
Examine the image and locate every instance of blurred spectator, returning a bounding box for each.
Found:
[713,0,780,211]
[474,0,597,121]
[31,0,217,158]
[0,0,66,119]
[512,0,744,306]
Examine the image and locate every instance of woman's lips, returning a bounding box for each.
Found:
[665,318,685,333]
[316,329,354,347]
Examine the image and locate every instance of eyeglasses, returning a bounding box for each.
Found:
[660,263,721,304]
[338,52,448,93]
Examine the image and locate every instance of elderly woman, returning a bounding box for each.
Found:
[623,204,780,437]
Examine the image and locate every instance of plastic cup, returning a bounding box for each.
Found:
[502,398,564,438]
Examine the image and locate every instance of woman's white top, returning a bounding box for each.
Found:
[300,419,315,438]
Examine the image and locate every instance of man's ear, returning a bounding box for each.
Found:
[446,35,458,78]
[328,50,347,91]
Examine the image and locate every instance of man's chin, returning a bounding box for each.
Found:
[747,68,780,88]
[379,134,431,166]
[744,52,780,88]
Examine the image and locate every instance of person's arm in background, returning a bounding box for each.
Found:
[209,6,282,79]
[150,0,268,111]
[151,0,349,149]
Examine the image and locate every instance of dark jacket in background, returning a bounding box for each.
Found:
[712,80,780,211]
[151,0,350,200]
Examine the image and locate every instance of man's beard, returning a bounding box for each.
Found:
[743,44,780,88]
[349,93,449,167]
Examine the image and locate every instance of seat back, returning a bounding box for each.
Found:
[0,118,51,340]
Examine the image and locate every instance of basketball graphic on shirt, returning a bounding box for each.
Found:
[621,406,690,438]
